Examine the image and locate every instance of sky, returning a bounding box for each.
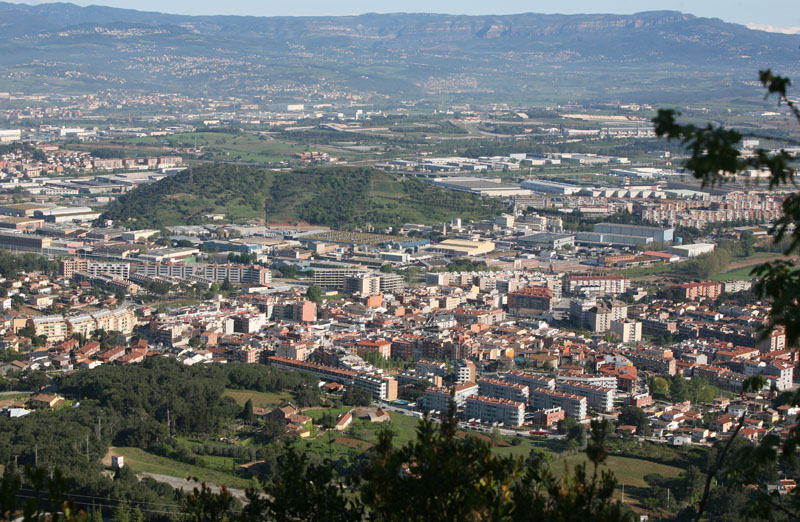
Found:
[6,1,800,32]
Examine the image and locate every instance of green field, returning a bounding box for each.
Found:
[111,446,252,488]
[556,454,683,510]
[128,132,355,163]
[711,265,759,281]
[617,264,675,279]
[223,389,293,409]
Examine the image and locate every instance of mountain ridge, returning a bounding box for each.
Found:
[0,2,797,102]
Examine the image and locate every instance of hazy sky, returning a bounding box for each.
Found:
[7,1,800,30]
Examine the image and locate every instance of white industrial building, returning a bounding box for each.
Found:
[669,243,715,257]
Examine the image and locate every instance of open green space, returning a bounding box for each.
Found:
[711,265,758,281]
[223,389,293,409]
[303,406,352,422]
[555,454,683,510]
[127,132,357,163]
[617,264,675,279]
[111,446,252,488]
[557,454,682,488]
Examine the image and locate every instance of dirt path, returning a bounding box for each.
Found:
[136,473,249,502]
[102,448,249,501]
[726,254,798,270]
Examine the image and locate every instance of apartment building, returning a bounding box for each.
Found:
[416,360,447,376]
[65,314,96,339]
[356,339,392,359]
[30,315,68,343]
[672,281,723,300]
[743,361,794,391]
[312,267,370,290]
[137,263,271,285]
[454,359,476,384]
[272,301,316,323]
[379,273,405,293]
[505,371,556,392]
[354,373,399,401]
[275,341,313,361]
[565,274,629,296]
[478,378,530,404]
[266,355,357,384]
[421,382,479,414]
[507,285,554,313]
[626,352,677,376]
[642,317,678,337]
[233,314,267,333]
[344,273,382,296]
[610,319,642,343]
[530,388,587,420]
[465,396,525,427]
[62,258,131,280]
[557,372,618,389]
[587,301,628,332]
[556,381,614,412]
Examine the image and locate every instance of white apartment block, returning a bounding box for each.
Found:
[454,359,476,383]
[556,373,618,390]
[422,382,479,414]
[478,378,530,404]
[556,382,615,413]
[530,389,587,420]
[465,396,525,427]
[565,275,629,296]
[62,258,130,280]
[743,361,795,391]
[354,373,398,401]
[137,263,271,285]
[504,371,556,392]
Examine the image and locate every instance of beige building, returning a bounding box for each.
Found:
[429,239,495,257]
[30,316,69,342]
[66,314,96,339]
[611,320,642,343]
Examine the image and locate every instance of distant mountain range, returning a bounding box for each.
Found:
[0,2,798,102]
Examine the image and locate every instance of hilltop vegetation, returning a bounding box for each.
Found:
[101,164,505,229]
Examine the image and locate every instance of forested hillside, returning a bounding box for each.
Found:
[101,164,505,229]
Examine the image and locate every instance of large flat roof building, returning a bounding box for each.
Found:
[428,239,495,257]
[593,223,674,243]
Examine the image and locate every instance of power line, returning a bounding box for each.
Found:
[16,488,182,510]
[12,494,180,516]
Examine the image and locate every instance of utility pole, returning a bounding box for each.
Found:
[34,444,38,467]
[166,408,171,437]
[621,483,625,503]
[86,434,90,462]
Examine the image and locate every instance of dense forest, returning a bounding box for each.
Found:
[101,165,504,229]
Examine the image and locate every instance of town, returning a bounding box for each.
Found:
[1,3,800,520]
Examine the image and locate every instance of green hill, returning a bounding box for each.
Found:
[101,164,505,229]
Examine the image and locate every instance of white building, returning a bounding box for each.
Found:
[670,243,715,258]
[465,396,525,427]
[421,382,478,414]
[556,382,615,413]
[478,378,530,404]
[530,389,587,419]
